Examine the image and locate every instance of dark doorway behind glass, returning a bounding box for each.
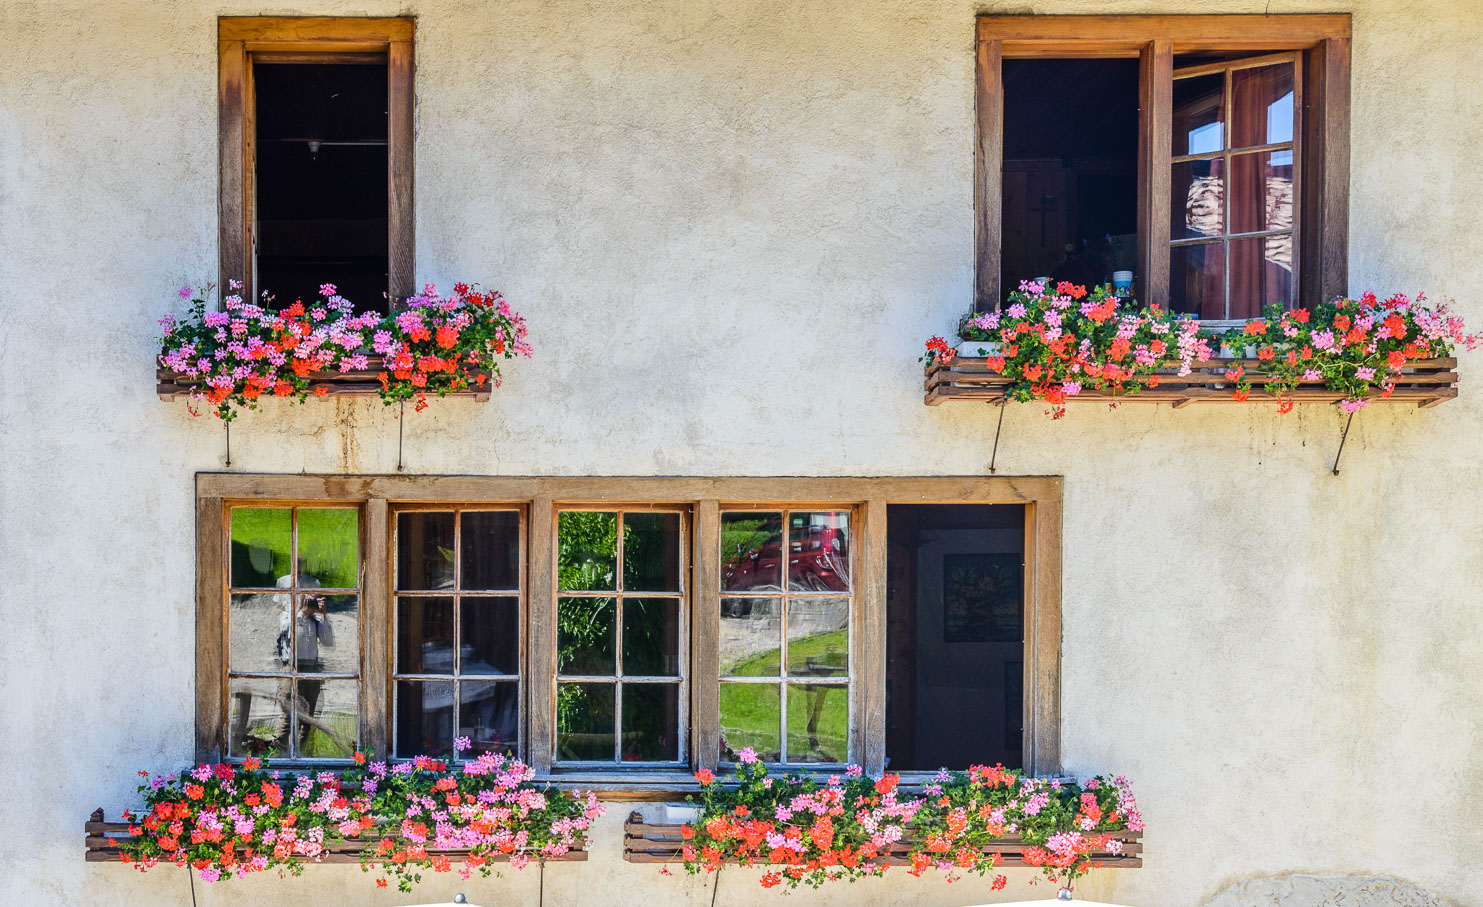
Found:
[886,504,1024,771]
[255,63,389,311]
[1001,59,1139,304]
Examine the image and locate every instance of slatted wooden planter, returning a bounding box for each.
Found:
[85,808,587,864]
[622,811,1141,869]
[925,356,1459,408]
[156,356,492,402]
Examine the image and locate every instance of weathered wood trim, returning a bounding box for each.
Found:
[220,17,414,44]
[1026,498,1062,775]
[691,500,721,771]
[526,495,555,773]
[1138,39,1173,310]
[362,498,390,757]
[860,498,888,776]
[388,38,415,306]
[1302,36,1352,304]
[218,40,249,295]
[973,38,1002,312]
[978,14,1350,55]
[195,496,226,762]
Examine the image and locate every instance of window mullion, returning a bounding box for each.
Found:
[860,499,887,776]
[527,495,556,773]
[362,498,390,759]
[1139,38,1174,310]
[692,500,721,771]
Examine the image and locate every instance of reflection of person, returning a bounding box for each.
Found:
[278,569,334,748]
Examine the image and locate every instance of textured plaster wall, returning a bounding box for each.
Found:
[2,1,1481,905]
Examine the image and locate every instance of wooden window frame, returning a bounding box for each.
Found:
[196,475,1064,790]
[974,14,1350,315]
[218,17,415,305]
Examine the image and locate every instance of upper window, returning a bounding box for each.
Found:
[977,15,1350,321]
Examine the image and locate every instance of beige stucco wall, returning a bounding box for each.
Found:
[3,0,1482,904]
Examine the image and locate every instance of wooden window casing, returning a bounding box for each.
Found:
[974,14,1350,316]
[196,476,1064,789]
[218,17,414,305]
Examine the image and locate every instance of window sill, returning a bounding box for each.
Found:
[156,356,492,402]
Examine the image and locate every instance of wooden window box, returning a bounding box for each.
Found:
[925,356,1458,408]
[84,809,587,864]
[621,812,1142,869]
[155,356,492,403]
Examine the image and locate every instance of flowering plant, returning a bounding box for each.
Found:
[674,751,1141,891]
[116,745,602,892]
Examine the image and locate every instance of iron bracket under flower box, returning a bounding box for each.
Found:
[156,356,491,403]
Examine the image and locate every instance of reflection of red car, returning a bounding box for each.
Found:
[723,527,849,592]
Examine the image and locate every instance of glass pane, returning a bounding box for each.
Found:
[1170,242,1226,319]
[295,677,357,759]
[623,598,679,676]
[786,598,849,678]
[1230,150,1294,236]
[557,512,617,591]
[1231,62,1294,148]
[297,508,358,589]
[1172,157,1224,240]
[229,591,292,674]
[228,676,291,758]
[558,597,615,675]
[396,679,452,758]
[786,684,848,764]
[557,683,615,761]
[462,510,520,591]
[230,508,291,588]
[622,684,680,762]
[459,680,519,756]
[623,512,682,592]
[788,511,851,592]
[396,597,454,674]
[721,513,783,592]
[397,511,455,591]
[461,597,519,675]
[719,683,781,763]
[295,593,358,674]
[1173,72,1224,156]
[720,597,781,677]
[1228,235,1293,320]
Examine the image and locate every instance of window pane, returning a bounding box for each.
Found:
[396,679,453,758]
[558,597,615,675]
[230,508,291,588]
[786,598,849,678]
[1172,157,1224,240]
[461,510,520,591]
[1231,62,1294,148]
[1228,235,1293,320]
[557,682,615,761]
[228,676,291,758]
[397,512,455,591]
[396,596,454,674]
[786,684,848,764]
[622,598,679,677]
[720,597,781,677]
[623,512,682,592]
[229,592,292,674]
[459,681,519,756]
[622,684,680,762]
[461,597,519,675]
[1173,72,1225,155]
[721,513,782,592]
[296,593,358,674]
[297,508,358,589]
[788,511,851,592]
[295,677,357,759]
[557,512,617,591]
[1230,150,1294,236]
[719,683,781,763]
[1170,242,1225,319]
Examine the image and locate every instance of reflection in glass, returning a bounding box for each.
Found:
[229,676,291,757]
[786,598,849,678]
[1231,62,1294,148]
[1228,235,1293,320]
[459,681,519,756]
[1172,158,1224,240]
[721,513,783,592]
[396,597,454,674]
[230,508,291,588]
[622,684,680,762]
[719,598,781,677]
[558,598,615,675]
[462,510,520,591]
[298,509,359,588]
[1172,72,1224,156]
[788,511,850,592]
[397,512,455,591]
[1229,151,1294,236]
[1170,242,1225,319]
[229,592,292,674]
[296,593,358,674]
[461,597,519,675]
[557,683,615,761]
[623,512,682,592]
[623,598,679,676]
[296,677,357,758]
[396,679,453,758]
[786,684,847,763]
[557,512,617,591]
[720,683,781,762]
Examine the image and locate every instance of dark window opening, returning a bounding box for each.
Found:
[254,62,389,311]
[886,504,1024,772]
[1001,59,1139,304]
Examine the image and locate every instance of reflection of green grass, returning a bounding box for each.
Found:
[727,630,847,677]
[721,629,850,763]
[231,507,358,588]
[301,713,357,759]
